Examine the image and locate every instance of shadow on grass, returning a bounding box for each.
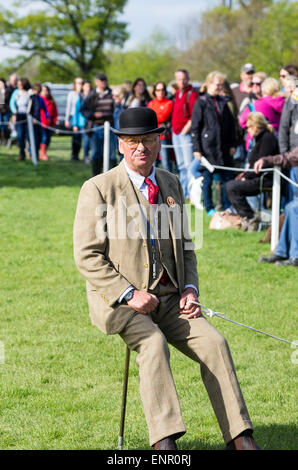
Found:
[131,423,298,450]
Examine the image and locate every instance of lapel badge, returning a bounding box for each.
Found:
[167,196,176,207]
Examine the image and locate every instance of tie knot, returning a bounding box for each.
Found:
[145,177,159,205]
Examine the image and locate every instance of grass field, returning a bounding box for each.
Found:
[0,136,297,450]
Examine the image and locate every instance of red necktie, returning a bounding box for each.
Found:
[145,177,169,286]
[145,177,159,205]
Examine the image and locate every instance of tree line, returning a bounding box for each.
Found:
[0,0,297,85]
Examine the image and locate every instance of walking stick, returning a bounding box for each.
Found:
[118,345,130,450]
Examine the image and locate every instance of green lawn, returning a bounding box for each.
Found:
[0,137,297,450]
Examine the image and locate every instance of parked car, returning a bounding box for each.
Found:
[44,83,72,131]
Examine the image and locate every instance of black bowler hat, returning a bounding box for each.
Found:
[111,107,165,136]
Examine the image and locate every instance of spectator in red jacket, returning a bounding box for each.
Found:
[147,81,173,171]
[171,69,198,198]
[40,85,58,161]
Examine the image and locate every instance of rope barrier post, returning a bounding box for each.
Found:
[103,121,110,173]
[271,165,281,252]
[27,115,38,166]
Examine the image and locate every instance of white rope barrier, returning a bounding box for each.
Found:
[0,118,104,134]
[34,119,104,135]
[275,168,298,188]
[3,118,297,191]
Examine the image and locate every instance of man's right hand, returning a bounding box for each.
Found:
[127,290,159,314]
[254,158,265,174]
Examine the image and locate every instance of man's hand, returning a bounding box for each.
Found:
[254,158,264,174]
[65,120,70,129]
[235,171,246,181]
[94,111,103,119]
[179,287,201,319]
[181,120,191,135]
[193,151,202,161]
[127,290,159,315]
[73,126,78,133]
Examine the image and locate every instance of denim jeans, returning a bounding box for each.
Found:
[190,158,202,179]
[202,168,233,212]
[82,130,91,157]
[90,126,117,164]
[0,112,10,138]
[172,132,194,198]
[16,113,28,157]
[288,167,298,201]
[159,138,172,172]
[41,128,53,146]
[275,198,298,259]
[69,116,82,160]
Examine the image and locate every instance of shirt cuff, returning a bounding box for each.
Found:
[184,284,199,296]
[118,285,134,304]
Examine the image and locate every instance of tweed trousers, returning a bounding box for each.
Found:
[120,283,253,446]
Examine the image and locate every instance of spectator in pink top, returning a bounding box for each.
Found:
[239,77,285,151]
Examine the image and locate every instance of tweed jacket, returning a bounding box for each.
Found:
[73,160,199,334]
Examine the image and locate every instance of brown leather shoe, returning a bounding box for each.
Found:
[226,435,260,450]
[154,437,177,450]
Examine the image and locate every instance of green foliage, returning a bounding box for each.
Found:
[0,0,129,79]
[248,0,298,76]
[178,0,297,83]
[0,0,297,86]
[106,30,179,85]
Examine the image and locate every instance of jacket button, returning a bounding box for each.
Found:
[144,263,148,268]
[142,284,147,289]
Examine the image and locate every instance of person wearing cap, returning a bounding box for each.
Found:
[73,107,260,451]
[81,73,116,176]
[233,63,255,114]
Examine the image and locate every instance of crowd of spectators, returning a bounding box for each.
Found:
[0,63,297,264]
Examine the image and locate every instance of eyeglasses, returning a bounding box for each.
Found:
[155,88,165,92]
[280,74,287,78]
[252,82,261,85]
[121,135,159,148]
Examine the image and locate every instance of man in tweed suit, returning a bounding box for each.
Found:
[73,107,259,450]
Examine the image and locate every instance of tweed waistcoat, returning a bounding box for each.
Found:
[133,186,178,291]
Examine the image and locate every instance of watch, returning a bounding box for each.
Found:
[123,289,135,303]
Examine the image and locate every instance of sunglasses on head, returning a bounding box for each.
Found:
[252,81,261,85]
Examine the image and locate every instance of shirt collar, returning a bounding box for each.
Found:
[123,159,157,189]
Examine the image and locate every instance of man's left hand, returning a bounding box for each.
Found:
[180,287,201,319]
